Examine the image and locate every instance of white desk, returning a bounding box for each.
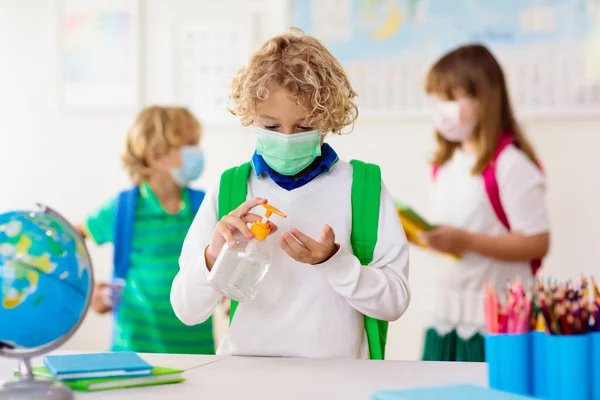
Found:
[1,353,488,399]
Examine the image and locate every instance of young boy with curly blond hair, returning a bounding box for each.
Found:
[81,106,214,354]
[171,29,410,359]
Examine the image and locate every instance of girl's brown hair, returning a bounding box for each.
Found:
[229,28,358,134]
[122,106,201,184]
[425,44,537,174]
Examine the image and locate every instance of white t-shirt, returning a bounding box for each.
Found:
[424,145,549,339]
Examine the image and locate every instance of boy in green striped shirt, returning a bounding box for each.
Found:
[80,106,214,354]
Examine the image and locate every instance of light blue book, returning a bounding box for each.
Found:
[43,352,152,381]
[371,385,539,400]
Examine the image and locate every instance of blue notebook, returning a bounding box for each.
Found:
[43,352,152,381]
[371,385,539,400]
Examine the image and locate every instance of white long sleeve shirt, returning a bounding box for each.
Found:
[171,161,410,359]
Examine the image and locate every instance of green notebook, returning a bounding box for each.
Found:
[16,366,184,392]
[395,201,434,231]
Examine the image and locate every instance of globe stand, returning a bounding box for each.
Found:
[0,357,73,400]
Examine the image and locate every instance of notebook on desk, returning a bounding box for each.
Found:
[371,384,539,400]
[43,352,152,381]
[22,365,184,392]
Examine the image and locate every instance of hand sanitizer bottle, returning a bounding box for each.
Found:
[207,203,286,302]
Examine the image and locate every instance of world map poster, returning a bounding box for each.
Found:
[292,0,600,116]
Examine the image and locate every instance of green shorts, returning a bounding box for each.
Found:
[421,328,485,362]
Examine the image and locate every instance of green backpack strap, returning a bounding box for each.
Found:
[217,162,252,325]
[349,159,388,360]
[218,160,387,359]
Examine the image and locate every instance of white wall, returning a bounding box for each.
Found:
[1,0,599,361]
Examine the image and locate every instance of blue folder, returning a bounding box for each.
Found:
[43,352,152,381]
[371,384,540,400]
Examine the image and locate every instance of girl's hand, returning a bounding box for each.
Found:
[205,197,278,269]
[278,225,339,265]
[419,225,472,254]
[219,296,231,316]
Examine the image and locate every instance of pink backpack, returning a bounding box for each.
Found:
[432,136,543,275]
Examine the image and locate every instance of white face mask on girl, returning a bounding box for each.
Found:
[433,99,478,143]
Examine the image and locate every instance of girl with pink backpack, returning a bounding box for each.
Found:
[418,44,551,362]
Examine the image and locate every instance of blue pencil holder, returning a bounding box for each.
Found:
[485,333,532,396]
[545,334,592,400]
[592,333,600,400]
[531,331,549,399]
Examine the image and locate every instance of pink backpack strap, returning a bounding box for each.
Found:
[431,165,440,180]
[530,259,542,276]
[483,136,542,275]
[482,137,513,231]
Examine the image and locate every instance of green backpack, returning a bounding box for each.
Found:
[217,159,388,359]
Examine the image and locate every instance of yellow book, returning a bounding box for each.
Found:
[395,201,460,260]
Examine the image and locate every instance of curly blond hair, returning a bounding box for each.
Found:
[229,28,358,134]
[122,106,201,184]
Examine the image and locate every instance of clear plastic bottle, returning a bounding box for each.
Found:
[207,204,286,302]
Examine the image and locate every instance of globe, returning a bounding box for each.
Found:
[0,204,93,400]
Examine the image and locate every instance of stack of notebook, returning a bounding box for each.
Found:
[395,201,460,260]
[22,352,184,392]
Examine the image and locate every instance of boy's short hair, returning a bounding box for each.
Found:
[122,106,201,184]
[229,28,358,134]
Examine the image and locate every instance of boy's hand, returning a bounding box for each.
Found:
[419,225,471,254]
[278,225,339,265]
[206,197,278,270]
[90,282,120,314]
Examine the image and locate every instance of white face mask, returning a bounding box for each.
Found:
[433,100,477,143]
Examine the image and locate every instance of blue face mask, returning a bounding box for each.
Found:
[170,146,205,186]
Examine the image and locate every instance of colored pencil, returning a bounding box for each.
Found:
[483,275,599,335]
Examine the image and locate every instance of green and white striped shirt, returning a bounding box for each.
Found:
[85,183,214,354]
